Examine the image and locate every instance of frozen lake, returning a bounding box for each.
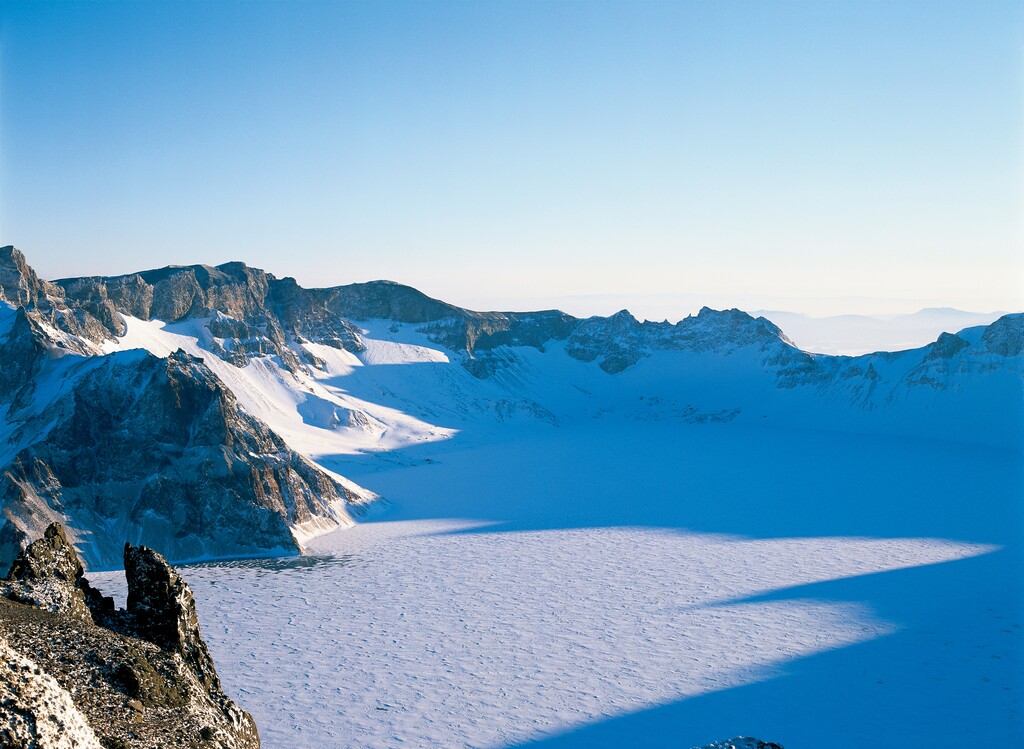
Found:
[92,422,1023,748]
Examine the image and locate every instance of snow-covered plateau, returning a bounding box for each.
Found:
[0,247,1020,747]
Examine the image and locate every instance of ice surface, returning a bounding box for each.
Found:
[90,420,1022,749]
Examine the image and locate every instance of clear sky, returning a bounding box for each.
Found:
[1,0,1021,318]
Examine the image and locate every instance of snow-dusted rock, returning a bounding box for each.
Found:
[693,739,784,749]
[0,635,102,749]
[0,524,108,623]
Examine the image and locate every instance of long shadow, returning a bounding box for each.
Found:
[313,355,1021,545]
[313,360,1023,747]
[505,547,1023,749]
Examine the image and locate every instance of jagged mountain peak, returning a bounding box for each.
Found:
[979,312,1024,357]
[685,306,795,347]
[0,245,54,308]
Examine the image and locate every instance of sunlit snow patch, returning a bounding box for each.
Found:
[92,523,995,749]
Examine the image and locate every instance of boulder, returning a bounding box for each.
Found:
[0,523,111,623]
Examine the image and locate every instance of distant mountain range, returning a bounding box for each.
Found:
[1,246,1020,572]
[754,308,1008,355]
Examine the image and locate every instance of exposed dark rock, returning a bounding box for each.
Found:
[925,331,970,360]
[693,738,784,749]
[0,245,116,349]
[980,313,1024,357]
[0,524,260,749]
[0,523,111,623]
[124,543,220,691]
[0,348,370,571]
[6,523,83,584]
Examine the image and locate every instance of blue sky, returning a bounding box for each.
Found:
[1,0,1020,317]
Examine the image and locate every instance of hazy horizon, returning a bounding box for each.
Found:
[9,242,1015,324]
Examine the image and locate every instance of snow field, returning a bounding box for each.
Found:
[92,521,991,749]
[89,415,1021,748]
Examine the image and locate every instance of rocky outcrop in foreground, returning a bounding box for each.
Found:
[694,739,784,749]
[0,524,259,749]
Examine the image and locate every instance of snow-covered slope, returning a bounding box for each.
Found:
[2,245,1021,572]
[98,303,1024,456]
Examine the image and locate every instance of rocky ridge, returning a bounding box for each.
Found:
[0,248,376,573]
[0,246,1020,571]
[45,248,1022,399]
[0,523,259,749]
[50,253,793,377]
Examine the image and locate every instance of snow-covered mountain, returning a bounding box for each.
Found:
[0,248,375,570]
[0,246,1020,571]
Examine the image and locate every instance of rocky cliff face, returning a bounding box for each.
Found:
[0,523,260,749]
[0,246,113,351]
[0,345,371,571]
[0,250,376,573]
[57,262,371,374]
